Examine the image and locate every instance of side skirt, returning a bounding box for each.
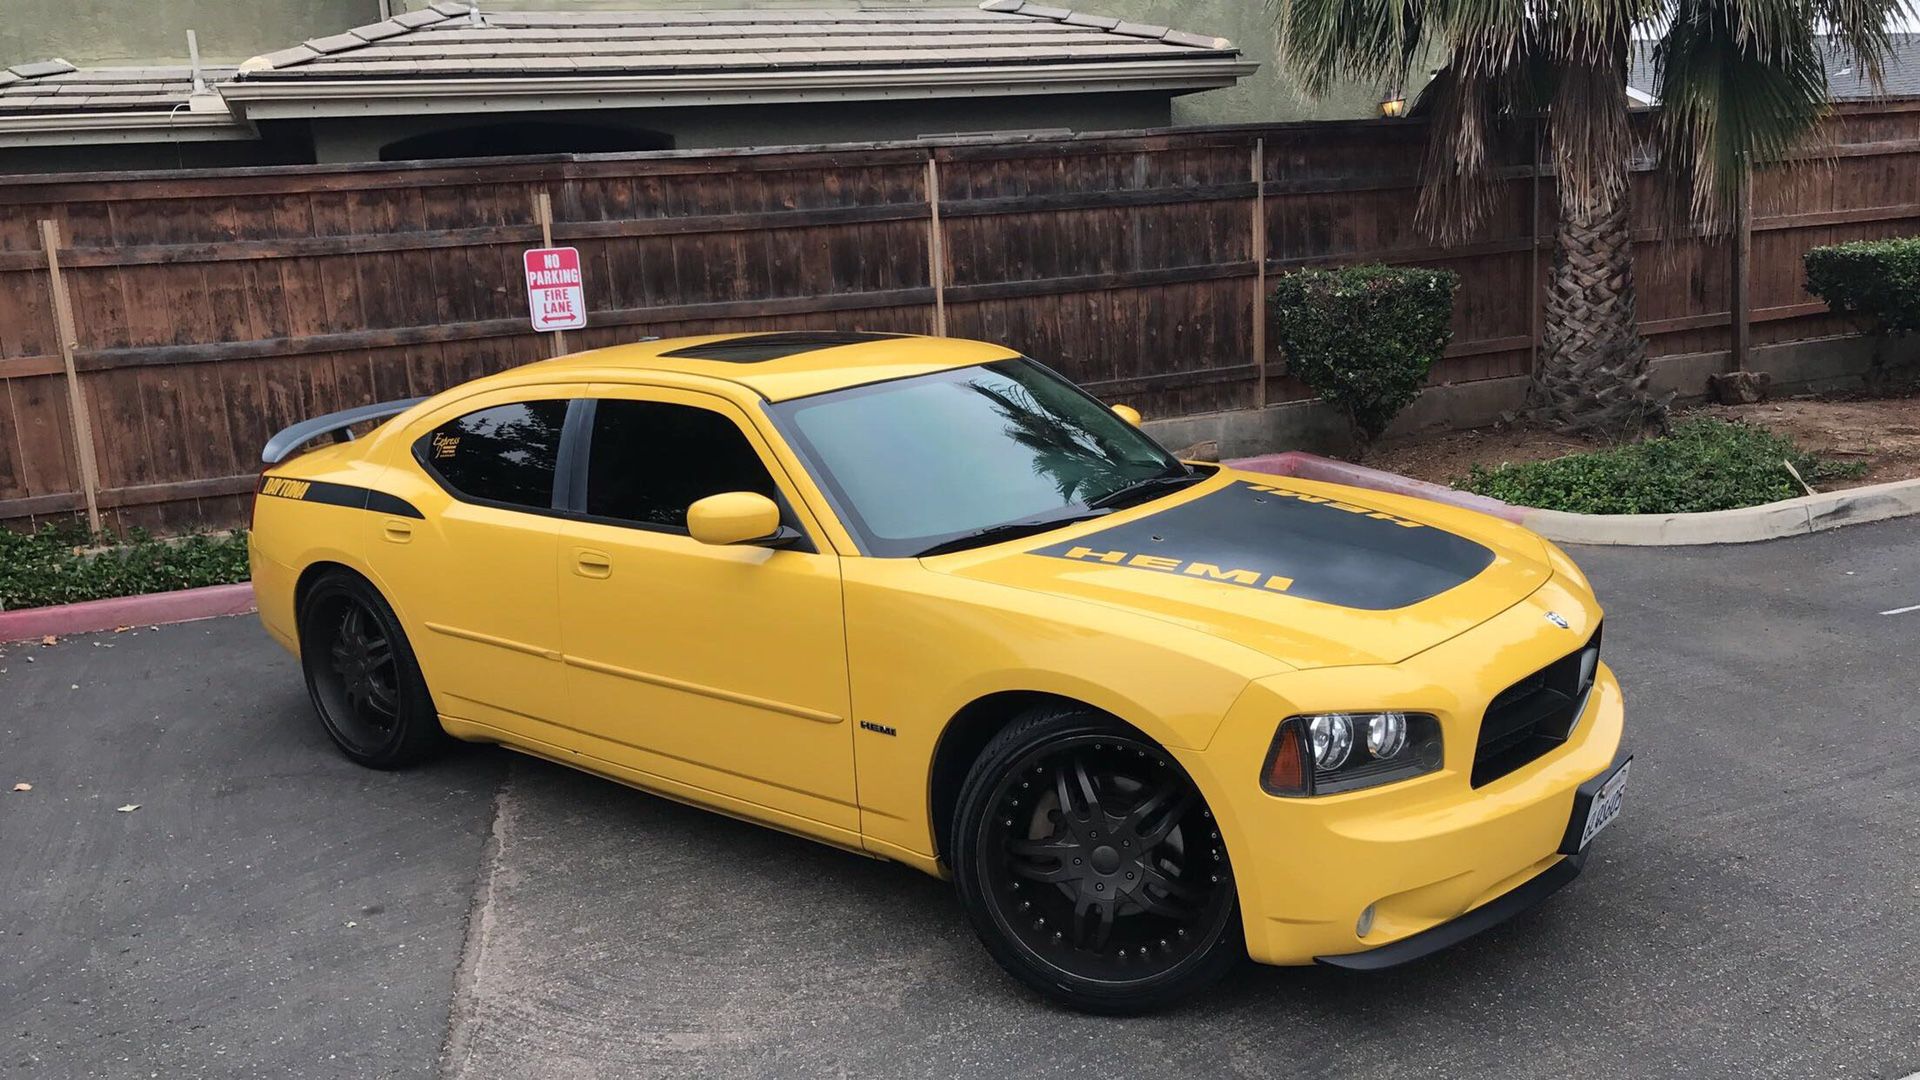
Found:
[440,714,882,863]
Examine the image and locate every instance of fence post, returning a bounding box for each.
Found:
[38,219,103,535]
[532,189,567,358]
[1731,154,1752,372]
[1251,137,1267,410]
[925,155,947,337]
[1528,118,1544,375]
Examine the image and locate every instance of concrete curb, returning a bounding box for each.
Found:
[1227,451,1920,546]
[0,582,256,643]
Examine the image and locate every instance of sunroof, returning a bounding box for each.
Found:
[658,331,907,363]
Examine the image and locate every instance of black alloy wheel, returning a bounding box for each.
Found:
[297,570,447,768]
[952,706,1242,1013]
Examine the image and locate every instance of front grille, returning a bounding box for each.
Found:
[1471,626,1602,787]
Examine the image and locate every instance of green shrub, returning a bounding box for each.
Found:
[1804,237,1920,337]
[1458,419,1868,514]
[1271,264,1459,447]
[0,523,251,611]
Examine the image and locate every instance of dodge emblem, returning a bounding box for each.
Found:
[1545,611,1571,630]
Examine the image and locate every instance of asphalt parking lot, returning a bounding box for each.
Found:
[4,519,1918,1079]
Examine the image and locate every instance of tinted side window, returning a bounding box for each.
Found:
[585,400,778,529]
[420,400,568,509]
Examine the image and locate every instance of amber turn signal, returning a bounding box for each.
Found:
[1261,720,1310,796]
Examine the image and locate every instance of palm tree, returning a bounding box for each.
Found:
[1274,0,1910,435]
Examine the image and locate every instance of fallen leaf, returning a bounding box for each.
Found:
[40,635,57,646]
[11,782,30,792]
[116,804,140,813]
[113,626,131,634]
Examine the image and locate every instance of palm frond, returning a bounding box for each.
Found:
[1654,0,1829,224]
[1273,0,1430,97]
[1413,39,1553,241]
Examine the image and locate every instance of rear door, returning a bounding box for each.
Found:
[372,387,578,748]
[554,385,856,834]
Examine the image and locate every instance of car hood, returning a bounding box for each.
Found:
[925,471,1554,670]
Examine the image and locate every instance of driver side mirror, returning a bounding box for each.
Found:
[1111,403,1143,427]
[687,492,799,548]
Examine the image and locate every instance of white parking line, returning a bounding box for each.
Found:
[1880,604,1920,616]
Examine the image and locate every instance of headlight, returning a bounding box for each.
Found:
[1261,712,1443,796]
[1307,714,1354,770]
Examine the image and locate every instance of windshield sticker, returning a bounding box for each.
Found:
[1029,480,1494,610]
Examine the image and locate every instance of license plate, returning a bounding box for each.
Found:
[1578,760,1630,850]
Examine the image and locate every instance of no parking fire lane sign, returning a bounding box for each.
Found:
[523,246,586,332]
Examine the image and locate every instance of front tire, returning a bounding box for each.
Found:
[296,570,447,769]
[951,705,1243,1013]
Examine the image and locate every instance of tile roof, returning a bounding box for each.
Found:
[1630,33,1920,103]
[0,61,239,117]
[231,1,1238,81]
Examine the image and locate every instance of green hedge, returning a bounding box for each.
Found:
[1459,419,1867,514]
[1271,264,1459,445]
[0,524,250,611]
[1804,237,1920,337]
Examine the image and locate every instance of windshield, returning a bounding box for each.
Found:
[771,358,1186,557]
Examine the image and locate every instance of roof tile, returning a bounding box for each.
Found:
[1163,29,1230,49]
[390,9,448,28]
[9,59,80,79]
[226,5,1247,87]
[260,45,323,69]
[349,20,409,43]
[304,32,367,54]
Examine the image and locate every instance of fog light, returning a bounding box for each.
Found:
[1367,712,1409,759]
[1356,904,1376,937]
[1308,714,1353,770]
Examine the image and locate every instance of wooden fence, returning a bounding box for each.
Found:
[3,101,1918,532]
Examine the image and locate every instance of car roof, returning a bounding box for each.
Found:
[476,331,1020,403]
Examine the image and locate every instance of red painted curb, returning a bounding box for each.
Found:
[1227,451,1528,523]
[0,582,256,643]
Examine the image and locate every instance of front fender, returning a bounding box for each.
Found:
[841,557,1286,861]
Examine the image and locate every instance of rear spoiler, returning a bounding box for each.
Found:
[261,397,425,465]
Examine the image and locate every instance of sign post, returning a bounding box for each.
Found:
[523,245,586,354]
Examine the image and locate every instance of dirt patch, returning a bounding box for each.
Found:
[1693,395,1920,489]
[1364,393,1920,491]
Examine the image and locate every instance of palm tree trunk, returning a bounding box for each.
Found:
[1529,50,1662,435]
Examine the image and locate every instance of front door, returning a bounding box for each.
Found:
[555,386,856,835]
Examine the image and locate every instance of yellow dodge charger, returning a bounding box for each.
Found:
[250,331,1627,1013]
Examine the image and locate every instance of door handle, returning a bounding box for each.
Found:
[382,519,413,543]
[574,548,612,579]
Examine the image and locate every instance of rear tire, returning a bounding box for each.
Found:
[950,705,1243,1013]
[296,569,447,769]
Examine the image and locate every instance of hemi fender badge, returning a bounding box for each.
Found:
[859,721,898,736]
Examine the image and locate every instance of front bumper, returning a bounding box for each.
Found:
[1312,743,1628,970]
[1313,849,1587,970]
[1174,574,1627,967]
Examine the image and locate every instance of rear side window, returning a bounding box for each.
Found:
[585,400,778,529]
[419,400,568,510]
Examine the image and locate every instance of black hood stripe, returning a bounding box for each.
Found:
[1030,480,1494,611]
